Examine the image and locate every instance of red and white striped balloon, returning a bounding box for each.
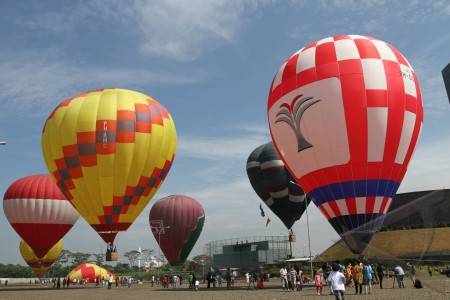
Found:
[3,174,79,258]
[268,35,423,254]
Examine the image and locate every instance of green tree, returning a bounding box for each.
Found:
[92,253,105,266]
[69,252,91,266]
[123,250,140,267]
[0,264,34,278]
[113,263,132,274]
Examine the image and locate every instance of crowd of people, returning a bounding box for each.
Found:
[1,260,432,297]
[279,261,419,300]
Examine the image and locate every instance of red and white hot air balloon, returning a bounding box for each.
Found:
[3,174,79,257]
[268,35,423,254]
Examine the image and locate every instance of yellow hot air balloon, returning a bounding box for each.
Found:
[67,263,113,283]
[20,239,63,277]
[41,89,177,254]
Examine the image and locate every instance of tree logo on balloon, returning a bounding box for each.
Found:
[275,94,320,152]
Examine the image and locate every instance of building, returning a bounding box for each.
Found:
[316,189,450,262]
[205,236,290,271]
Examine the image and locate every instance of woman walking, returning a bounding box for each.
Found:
[363,262,373,294]
[354,261,363,294]
[345,263,354,287]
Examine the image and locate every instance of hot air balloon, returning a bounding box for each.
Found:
[67,263,113,283]
[247,142,311,229]
[41,88,177,259]
[20,239,63,277]
[149,195,205,265]
[3,174,79,258]
[268,35,423,254]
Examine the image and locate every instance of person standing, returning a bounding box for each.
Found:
[363,263,373,294]
[327,264,346,300]
[257,272,265,289]
[108,275,113,289]
[280,266,288,290]
[323,262,333,295]
[376,263,384,289]
[394,265,405,288]
[297,267,303,291]
[345,263,353,287]
[225,268,232,289]
[315,270,323,295]
[409,263,416,284]
[188,273,193,289]
[206,271,212,288]
[194,279,200,291]
[371,263,379,285]
[354,261,363,294]
[192,273,197,290]
[288,267,297,291]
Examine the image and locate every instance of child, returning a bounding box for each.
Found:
[315,270,323,295]
[194,280,199,291]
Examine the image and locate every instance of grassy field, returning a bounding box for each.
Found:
[0,277,448,300]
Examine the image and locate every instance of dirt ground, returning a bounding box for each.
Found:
[0,277,449,300]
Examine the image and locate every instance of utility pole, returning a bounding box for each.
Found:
[305,195,314,279]
[150,220,170,275]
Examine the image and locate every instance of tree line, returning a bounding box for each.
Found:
[0,249,212,279]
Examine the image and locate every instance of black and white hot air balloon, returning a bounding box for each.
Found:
[246,142,311,229]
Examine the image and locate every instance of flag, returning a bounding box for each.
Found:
[266,218,271,227]
[259,204,265,217]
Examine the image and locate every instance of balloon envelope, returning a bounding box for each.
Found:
[41,88,177,244]
[20,239,63,277]
[247,142,311,229]
[67,263,112,283]
[149,195,205,265]
[268,35,423,254]
[3,174,79,258]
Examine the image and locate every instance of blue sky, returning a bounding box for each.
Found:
[0,0,449,264]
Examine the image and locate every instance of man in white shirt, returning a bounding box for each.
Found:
[327,264,346,300]
[394,265,405,288]
[280,266,288,290]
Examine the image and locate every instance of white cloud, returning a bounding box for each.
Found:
[408,34,450,114]
[132,0,256,61]
[400,135,450,192]
[178,134,268,160]
[320,0,450,21]
[0,55,201,115]
[16,0,260,62]
[287,0,450,39]
[320,0,384,11]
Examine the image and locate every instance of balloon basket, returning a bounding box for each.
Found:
[289,232,296,242]
[106,251,118,261]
